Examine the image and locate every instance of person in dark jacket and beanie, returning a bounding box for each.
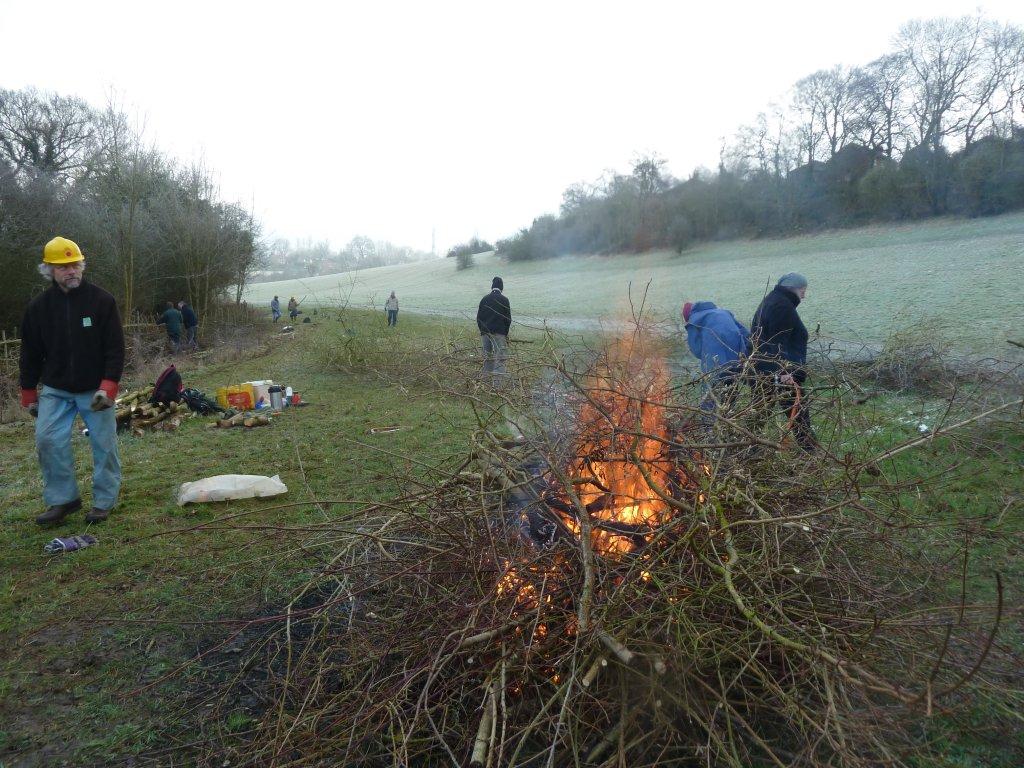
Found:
[750,272,816,451]
[177,300,198,349]
[476,276,511,386]
[19,236,125,525]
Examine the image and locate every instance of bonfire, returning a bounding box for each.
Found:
[213,328,1003,768]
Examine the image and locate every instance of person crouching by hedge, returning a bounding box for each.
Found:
[750,272,818,452]
[19,236,125,525]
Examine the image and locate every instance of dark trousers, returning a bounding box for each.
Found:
[750,373,816,450]
[700,367,742,414]
[387,309,398,326]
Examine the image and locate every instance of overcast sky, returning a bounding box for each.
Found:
[2,1,1022,253]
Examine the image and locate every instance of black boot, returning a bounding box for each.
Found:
[84,507,111,523]
[35,498,82,525]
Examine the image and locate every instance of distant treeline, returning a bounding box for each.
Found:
[498,14,1024,261]
[0,88,262,332]
[255,235,435,282]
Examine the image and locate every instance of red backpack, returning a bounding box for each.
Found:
[150,364,184,405]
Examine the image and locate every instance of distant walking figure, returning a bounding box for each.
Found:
[476,276,511,387]
[271,295,281,323]
[287,296,299,321]
[385,291,399,327]
[750,273,817,451]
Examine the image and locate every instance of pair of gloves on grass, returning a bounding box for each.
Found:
[21,380,118,418]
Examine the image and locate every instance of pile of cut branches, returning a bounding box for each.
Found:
[204,329,1008,768]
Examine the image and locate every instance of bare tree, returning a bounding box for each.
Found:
[0,88,100,178]
[795,66,859,158]
[92,98,154,314]
[960,22,1024,145]
[630,153,670,198]
[897,16,988,150]
[726,107,795,178]
[791,75,827,164]
[850,54,909,158]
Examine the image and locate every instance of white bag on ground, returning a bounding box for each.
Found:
[177,474,288,505]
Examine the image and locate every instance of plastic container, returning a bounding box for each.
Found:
[249,380,274,409]
[269,385,284,410]
[217,383,255,410]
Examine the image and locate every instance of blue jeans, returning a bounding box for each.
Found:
[387,309,398,326]
[185,325,198,348]
[36,386,121,510]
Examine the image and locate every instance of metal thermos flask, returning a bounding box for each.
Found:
[269,385,284,410]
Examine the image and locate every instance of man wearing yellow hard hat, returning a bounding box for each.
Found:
[19,236,125,525]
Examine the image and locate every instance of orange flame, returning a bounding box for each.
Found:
[550,338,687,556]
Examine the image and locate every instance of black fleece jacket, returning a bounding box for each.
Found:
[750,286,809,379]
[476,289,511,336]
[19,279,125,393]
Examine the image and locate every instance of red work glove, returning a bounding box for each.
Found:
[90,379,119,411]
[22,388,38,418]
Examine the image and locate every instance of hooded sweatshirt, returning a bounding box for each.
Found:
[685,301,751,374]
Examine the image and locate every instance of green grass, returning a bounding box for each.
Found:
[0,310,485,766]
[1,308,1021,766]
[246,212,1024,354]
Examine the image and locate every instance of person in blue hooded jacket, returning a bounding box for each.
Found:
[683,300,751,415]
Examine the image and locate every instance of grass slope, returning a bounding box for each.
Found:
[247,213,1024,353]
[0,312,482,766]
[1,310,1020,766]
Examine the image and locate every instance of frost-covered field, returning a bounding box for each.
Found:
[247,212,1024,352]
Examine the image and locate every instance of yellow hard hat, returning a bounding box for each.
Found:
[43,236,84,264]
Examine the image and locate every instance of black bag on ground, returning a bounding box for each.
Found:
[181,387,225,415]
[150,364,184,405]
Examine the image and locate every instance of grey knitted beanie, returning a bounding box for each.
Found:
[777,272,808,289]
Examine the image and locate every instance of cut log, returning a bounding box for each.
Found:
[597,631,635,666]
[582,656,607,687]
[135,410,171,428]
[469,684,495,766]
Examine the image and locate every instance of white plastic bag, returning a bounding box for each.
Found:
[177,474,288,505]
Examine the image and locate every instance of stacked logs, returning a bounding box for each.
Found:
[210,412,271,429]
[115,386,188,434]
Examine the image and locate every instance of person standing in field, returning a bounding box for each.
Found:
[683,300,751,417]
[750,272,817,451]
[385,291,399,327]
[19,236,125,525]
[476,276,511,387]
[288,296,299,321]
[177,300,198,349]
[271,295,281,323]
[156,301,184,352]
